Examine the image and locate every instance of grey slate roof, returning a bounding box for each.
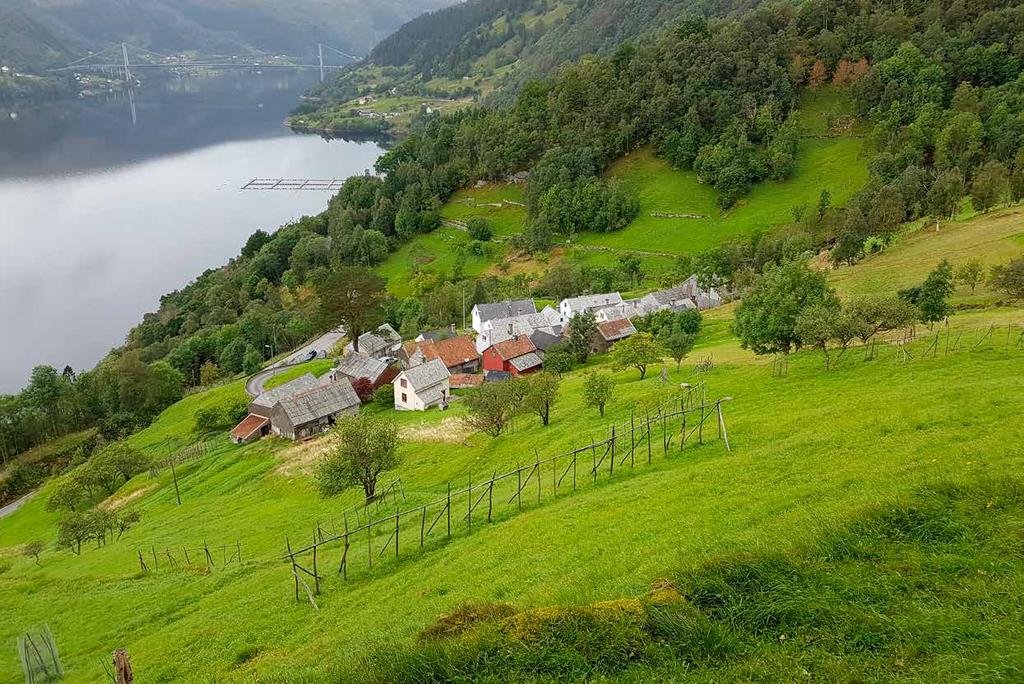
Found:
[509,352,543,372]
[562,292,623,312]
[334,352,388,383]
[251,373,319,411]
[354,323,401,356]
[649,285,692,306]
[400,358,450,391]
[529,330,562,351]
[475,299,537,324]
[277,381,360,426]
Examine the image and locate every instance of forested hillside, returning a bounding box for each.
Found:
[306,0,760,110]
[3,0,1024,462]
[0,0,456,72]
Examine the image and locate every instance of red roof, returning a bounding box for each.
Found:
[426,336,480,368]
[491,335,537,360]
[450,373,485,389]
[598,318,637,341]
[231,414,269,440]
[410,335,480,369]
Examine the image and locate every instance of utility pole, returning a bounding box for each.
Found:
[318,43,325,82]
[121,43,132,83]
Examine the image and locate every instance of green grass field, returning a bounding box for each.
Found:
[2,204,1023,681]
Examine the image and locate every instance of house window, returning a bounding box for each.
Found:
[401,393,407,403]
[400,378,407,388]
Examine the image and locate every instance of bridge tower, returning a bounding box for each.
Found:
[121,43,132,83]
[318,43,325,82]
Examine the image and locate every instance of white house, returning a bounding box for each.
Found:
[558,292,623,320]
[471,299,536,335]
[393,359,451,411]
[476,312,557,353]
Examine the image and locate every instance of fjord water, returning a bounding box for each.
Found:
[0,73,383,393]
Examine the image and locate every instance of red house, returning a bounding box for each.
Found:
[482,336,543,376]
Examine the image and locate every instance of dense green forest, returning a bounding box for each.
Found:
[3,0,1024,464]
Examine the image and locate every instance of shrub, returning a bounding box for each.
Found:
[373,384,394,407]
[467,218,493,242]
[351,377,375,403]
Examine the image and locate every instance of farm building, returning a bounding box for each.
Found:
[404,335,481,373]
[269,381,361,440]
[331,352,398,389]
[482,336,542,376]
[594,318,638,353]
[347,323,402,359]
[559,292,623,319]
[471,299,536,335]
[476,312,561,353]
[247,373,320,418]
[394,359,451,411]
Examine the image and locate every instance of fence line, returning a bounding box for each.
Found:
[135,539,242,573]
[282,388,731,602]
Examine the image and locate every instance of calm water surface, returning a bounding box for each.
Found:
[0,73,383,392]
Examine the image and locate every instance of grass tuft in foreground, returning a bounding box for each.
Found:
[350,478,1024,683]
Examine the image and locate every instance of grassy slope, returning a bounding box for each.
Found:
[2,206,1023,681]
[382,87,868,291]
[831,205,1024,306]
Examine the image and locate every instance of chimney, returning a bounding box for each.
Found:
[507,322,514,336]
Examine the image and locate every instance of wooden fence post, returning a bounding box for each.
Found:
[646,409,652,464]
[420,505,426,547]
[286,538,298,602]
[113,649,133,684]
[467,471,473,533]
[488,474,495,522]
[517,465,523,511]
[609,426,616,477]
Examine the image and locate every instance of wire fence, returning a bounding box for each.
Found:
[282,385,731,607]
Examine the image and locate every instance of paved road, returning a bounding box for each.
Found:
[244,326,345,397]
[270,327,346,368]
[0,491,36,520]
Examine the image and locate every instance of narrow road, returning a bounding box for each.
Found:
[0,491,36,520]
[244,326,345,397]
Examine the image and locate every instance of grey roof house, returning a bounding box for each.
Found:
[346,323,402,359]
[331,352,398,388]
[471,299,537,335]
[393,358,451,411]
[248,373,320,418]
[269,381,361,440]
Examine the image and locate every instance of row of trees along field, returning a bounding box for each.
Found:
[4,0,1024,461]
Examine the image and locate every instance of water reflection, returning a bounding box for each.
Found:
[0,73,384,392]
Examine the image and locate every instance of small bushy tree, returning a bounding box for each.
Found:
[542,346,575,376]
[373,384,394,407]
[23,541,44,566]
[523,372,560,426]
[612,333,667,380]
[582,373,614,417]
[315,414,400,501]
[351,377,375,404]
[566,312,598,363]
[956,259,985,294]
[463,380,524,437]
[989,256,1024,300]
[467,218,493,242]
[666,332,695,369]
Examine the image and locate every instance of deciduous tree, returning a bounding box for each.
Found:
[611,332,666,380]
[315,414,400,501]
[582,372,614,417]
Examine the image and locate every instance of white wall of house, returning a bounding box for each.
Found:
[393,374,450,411]
[471,306,484,335]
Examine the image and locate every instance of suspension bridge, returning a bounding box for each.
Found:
[50,43,361,82]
